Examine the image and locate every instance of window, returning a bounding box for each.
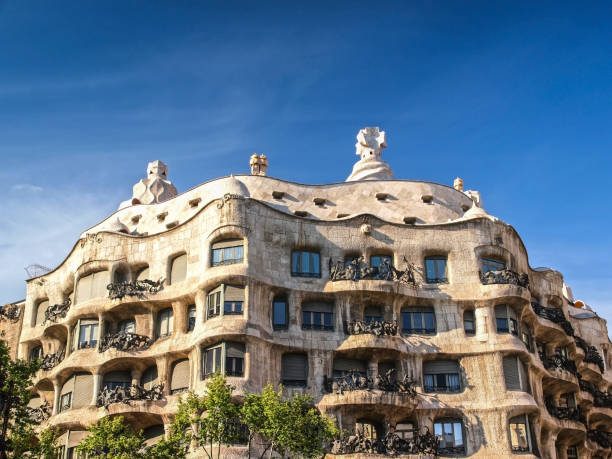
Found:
[503,355,530,393]
[170,253,187,285]
[202,342,246,378]
[187,305,196,331]
[75,271,108,303]
[113,268,128,284]
[521,329,533,352]
[559,392,576,409]
[555,347,568,359]
[281,353,308,386]
[482,257,506,273]
[170,358,190,394]
[395,422,415,441]
[423,360,461,392]
[356,420,379,440]
[78,319,99,349]
[207,285,245,319]
[273,297,288,330]
[118,319,135,333]
[364,306,383,323]
[434,419,465,454]
[401,307,436,334]
[371,254,392,271]
[157,308,174,338]
[211,239,244,266]
[463,310,475,335]
[291,250,320,278]
[509,415,531,453]
[567,446,579,459]
[60,392,72,412]
[425,256,448,283]
[141,365,159,390]
[30,345,43,361]
[495,305,518,336]
[35,300,49,326]
[333,358,367,378]
[302,302,333,331]
[103,371,131,390]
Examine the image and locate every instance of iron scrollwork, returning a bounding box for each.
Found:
[531,303,574,336]
[40,349,65,371]
[588,429,612,449]
[479,269,529,288]
[584,346,605,373]
[99,331,152,353]
[96,383,164,409]
[345,320,398,336]
[43,298,71,324]
[540,352,578,376]
[329,257,418,287]
[545,400,587,425]
[0,304,20,322]
[28,401,51,423]
[107,279,164,300]
[324,369,417,396]
[330,426,439,456]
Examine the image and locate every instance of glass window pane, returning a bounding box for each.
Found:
[402,312,411,331]
[292,252,300,273]
[453,423,463,445]
[302,311,311,327]
[434,423,442,437]
[424,312,435,331]
[212,249,222,265]
[312,253,320,275]
[301,252,310,273]
[324,313,333,329]
[449,374,460,391]
[425,259,435,280]
[273,302,286,326]
[313,312,322,328]
[234,245,243,261]
[413,313,423,330]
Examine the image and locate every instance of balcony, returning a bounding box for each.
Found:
[330,426,439,456]
[0,303,20,322]
[329,257,418,287]
[99,331,152,353]
[96,383,164,409]
[324,369,416,396]
[588,429,612,449]
[107,279,164,301]
[345,320,398,337]
[40,349,65,371]
[579,378,612,408]
[545,401,586,425]
[28,401,51,423]
[479,269,529,288]
[531,303,574,336]
[43,299,71,324]
[540,353,578,377]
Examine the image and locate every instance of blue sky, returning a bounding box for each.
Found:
[1,1,611,328]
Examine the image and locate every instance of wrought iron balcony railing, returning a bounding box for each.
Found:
[575,336,605,372]
[107,279,164,300]
[545,401,586,425]
[345,320,398,336]
[531,303,574,336]
[43,299,71,324]
[40,349,65,371]
[579,377,612,408]
[28,401,51,423]
[324,369,416,396]
[479,269,529,288]
[330,427,439,456]
[0,303,20,322]
[96,383,164,409]
[329,257,418,287]
[99,331,152,353]
[540,353,578,376]
[588,429,612,449]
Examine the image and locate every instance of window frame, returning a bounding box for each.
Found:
[495,304,519,336]
[157,307,174,338]
[187,305,196,332]
[59,392,72,412]
[508,414,532,453]
[272,297,289,331]
[291,250,321,278]
[425,256,448,284]
[301,302,334,331]
[77,319,99,350]
[423,361,461,393]
[434,418,465,454]
[206,284,245,320]
[202,342,246,379]
[211,239,244,267]
[30,345,43,362]
[401,307,436,335]
[281,353,308,387]
[463,309,475,335]
[482,257,506,273]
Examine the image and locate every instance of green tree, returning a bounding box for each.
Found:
[240,385,338,459]
[31,427,61,459]
[0,337,40,459]
[75,416,146,459]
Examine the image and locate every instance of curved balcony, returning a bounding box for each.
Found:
[479,268,529,289]
[96,383,164,409]
[531,303,574,337]
[329,427,439,457]
[106,279,164,301]
[587,429,612,449]
[540,353,578,380]
[545,400,587,426]
[40,349,65,371]
[42,299,72,325]
[99,331,152,353]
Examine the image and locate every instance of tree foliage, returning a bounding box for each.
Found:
[75,416,146,459]
[0,337,40,459]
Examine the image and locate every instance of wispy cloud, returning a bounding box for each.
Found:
[11,183,43,192]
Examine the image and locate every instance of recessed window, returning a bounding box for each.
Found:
[141,365,159,390]
[567,445,579,459]
[202,342,246,379]
[59,372,92,411]
[118,319,135,333]
[370,255,392,272]
[78,319,98,349]
[395,422,415,441]
[113,268,129,284]
[495,305,519,336]
[503,355,530,393]
[157,308,174,338]
[187,305,196,331]
[75,271,108,304]
[521,329,533,352]
[211,239,244,266]
[170,254,187,285]
[59,392,72,412]
[482,257,506,273]
[463,310,475,335]
[364,306,383,323]
[423,360,460,392]
[401,307,436,334]
[291,250,321,278]
[425,257,448,283]
[356,420,380,440]
[170,358,189,394]
[103,371,131,390]
[434,419,465,454]
[509,414,532,453]
[272,297,288,330]
[333,358,367,378]
[30,345,43,361]
[281,353,308,387]
[302,302,333,331]
[207,285,245,319]
[35,300,49,326]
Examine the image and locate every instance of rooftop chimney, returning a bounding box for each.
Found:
[250,154,268,176]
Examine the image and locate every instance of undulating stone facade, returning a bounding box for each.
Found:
[2,127,612,458]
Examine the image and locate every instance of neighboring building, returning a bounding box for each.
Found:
[4,127,612,458]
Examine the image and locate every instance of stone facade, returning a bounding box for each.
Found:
[6,128,612,458]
